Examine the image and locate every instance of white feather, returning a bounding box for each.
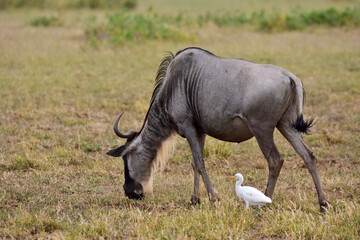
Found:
[232,173,272,209]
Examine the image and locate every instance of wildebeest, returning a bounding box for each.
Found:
[107,47,328,212]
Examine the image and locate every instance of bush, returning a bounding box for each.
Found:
[86,13,186,45]
[108,13,180,41]
[66,0,137,9]
[198,12,248,27]
[0,0,137,9]
[0,0,44,9]
[197,7,360,32]
[84,7,360,46]
[301,7,360,27]
[30,16,60,27]
[259,7,360,31]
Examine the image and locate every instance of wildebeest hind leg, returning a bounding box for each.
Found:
[277,123,328,213]
[251,128,284,198]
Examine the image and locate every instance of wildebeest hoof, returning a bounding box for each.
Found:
[320,200,329,214]
[190,195,201,205]
[209,191,220,202]
[210,196,220,202]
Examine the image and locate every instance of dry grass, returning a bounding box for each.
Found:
[1,0,360,239]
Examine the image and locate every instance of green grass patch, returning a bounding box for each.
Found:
[85,12,189,45]
[30,16,61,27]
[0,155,42,171]
[8,211,66,238]
[204,140,234,159]
[77,141,101,153]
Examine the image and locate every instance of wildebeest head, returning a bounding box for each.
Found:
[106,112,153,200]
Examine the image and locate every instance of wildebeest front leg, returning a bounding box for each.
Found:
[190,133,206,205]
[183,124,219,202]
[191,163,201,204]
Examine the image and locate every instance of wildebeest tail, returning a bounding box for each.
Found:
[292,114,314,134]
[288,77,315,135]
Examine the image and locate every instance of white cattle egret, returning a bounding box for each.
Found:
[230,173,272,209]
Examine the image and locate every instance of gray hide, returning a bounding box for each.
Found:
[107,47,328,212]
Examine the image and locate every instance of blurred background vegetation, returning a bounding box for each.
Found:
[84,6,360,45]
[0,0,137,9]
[5,0,357,44]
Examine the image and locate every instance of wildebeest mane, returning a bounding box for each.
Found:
[152,52,175,104]
[175,47,215,57]
[137,52,175,135]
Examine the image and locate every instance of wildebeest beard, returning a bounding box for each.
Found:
[123,155,144,200]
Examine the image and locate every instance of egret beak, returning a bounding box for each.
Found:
[229,176,235,179]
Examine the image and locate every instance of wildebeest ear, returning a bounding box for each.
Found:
[106,145,126,157]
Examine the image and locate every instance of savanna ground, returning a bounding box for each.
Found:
[0,0,360,239]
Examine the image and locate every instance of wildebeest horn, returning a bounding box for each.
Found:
[113,112,137,139]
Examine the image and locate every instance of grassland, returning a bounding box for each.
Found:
[0,0,360,239]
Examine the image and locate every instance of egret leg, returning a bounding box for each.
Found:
[278,123,328,213]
